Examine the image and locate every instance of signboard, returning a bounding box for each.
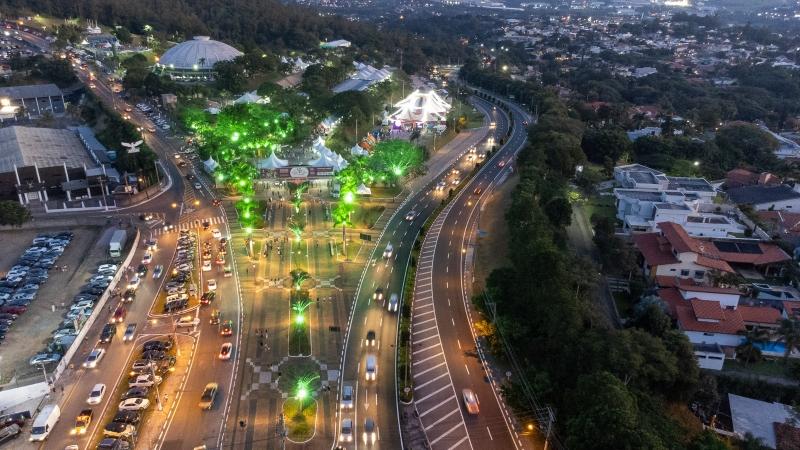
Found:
[265,166,335,179]
[359,233,372,241]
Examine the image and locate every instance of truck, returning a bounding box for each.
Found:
[29,404,59,442]
[109,229,127,258]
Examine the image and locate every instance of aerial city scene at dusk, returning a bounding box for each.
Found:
[2,0,800,449]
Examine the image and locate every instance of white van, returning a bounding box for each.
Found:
[365,355,377,381]
[29,404,60,441]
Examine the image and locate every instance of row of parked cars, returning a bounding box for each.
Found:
[162,230,198,313]
[0,232,74,346]
[67,336,177,449]
[134,102,170,131]
[28,261,119,368]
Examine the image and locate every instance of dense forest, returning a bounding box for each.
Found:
[0,0,468,73]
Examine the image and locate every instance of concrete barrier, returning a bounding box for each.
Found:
[51,228,141,383]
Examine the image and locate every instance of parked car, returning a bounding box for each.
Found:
[118,398,150,411]
[29,353,61,366]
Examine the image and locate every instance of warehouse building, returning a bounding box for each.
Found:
[0,83,66,118]
[0,126,115,207]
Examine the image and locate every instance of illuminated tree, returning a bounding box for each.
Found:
[370,140,425,180]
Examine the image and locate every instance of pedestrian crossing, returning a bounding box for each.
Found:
[150,215,227,236]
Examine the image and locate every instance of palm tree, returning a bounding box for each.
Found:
[778,318,800,362]
[737,327,768,367]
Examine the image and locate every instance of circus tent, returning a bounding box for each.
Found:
[389,88,451,124]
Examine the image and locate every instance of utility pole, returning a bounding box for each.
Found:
[536,407,555,450]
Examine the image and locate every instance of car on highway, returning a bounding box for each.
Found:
[194,182,202,190]
[113,410,141,425]
[207,279,217,291]
[211,228,222,240]
[112,305,127,323]
[341,385,354,409]
[365,354,377,381]
[363,418,377,445]
[340,418,353,443]
[199,382,218,410]
[141,253,153,264]
[498,160,505,167]
[218,342,232,360]
[387,293,399,312]
[127,275,141,290]
[175,315,200,328]
[118,398,150,411]
[103,422,135,438]
[405,210,417,221]
[220,320,233,336]
[452,177,462,185]
[99,323,116,343]
[122,288,136,303]
[122,323,137,342]
[365,330,376,346]
[86,383,106,405]
[136,264,148,277]
[128,374,162,388]
[121,387,149,400]
[152,265,163,279]
[200,291,216,305]
[202,260,212,271]
[70,409,92,435]
[373,288,384,301]
[383,243,393,259]
[462,388,480,415]
[83,348,105,368]
[473,187,483,195]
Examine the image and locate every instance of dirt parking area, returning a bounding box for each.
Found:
[0,226,110,385]
[472,172,518,292]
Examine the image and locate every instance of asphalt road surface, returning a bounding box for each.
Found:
[335,96,507,450]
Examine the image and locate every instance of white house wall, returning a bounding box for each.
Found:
[685,330,742,347]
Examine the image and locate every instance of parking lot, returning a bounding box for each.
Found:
[0,227,107,385]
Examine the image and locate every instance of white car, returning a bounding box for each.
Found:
[383,243,393,259]
[340,418,353,442]
[127,275,141,290]
[175,315,200,328]
[83,348,105,368]
[118,398,150,411]
[202,260,212,272]
[211,228,222,240]
[129,374,162,388]
[405,211,417,221]
[207,279,217,291]
[97,264,117,273]
[141,253,153,264]
[218,343,232,360]
[153,265,163,279]
[387,293,399,312]
[194,182,202,190]
[462,388,480,415]
[86,383,106,405]
[341,385,354,409]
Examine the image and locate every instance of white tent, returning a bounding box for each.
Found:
[308,152,339,168]
[234,90,266,105]
[205,107,220,115]
[351,144,369,156]
[203,156,219,173]
[389,88,452,124]
[257,151,289,170]
[356,183,372,196]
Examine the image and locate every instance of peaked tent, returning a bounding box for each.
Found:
[203,156,219,173]
[389,87,452,124]
[256,151,289,170]
[356,183,372,195]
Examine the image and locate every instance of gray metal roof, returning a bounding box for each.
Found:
[158,36,242,71]
[0,126,96,172]
[729,393,795,449]
[728,185,800,205]
[0,83,62,99]
[615,189,665,201]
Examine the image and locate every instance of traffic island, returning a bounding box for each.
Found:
[282,397,318,442]
[276,361,321,442]
[289,289,312,356]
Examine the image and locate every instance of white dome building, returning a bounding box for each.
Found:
[154,36,243,82]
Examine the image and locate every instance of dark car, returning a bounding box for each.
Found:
[163,299,188,312]
[99,323,116,343]
[136,264,148,276]
[0,313,17,321]
[143,338,173,352]
[142,350,167,361]
[0,306,26,315]
[200,292,215,305]
[121,386,149,400]
[113,410,141,425]
[122,289,136,303]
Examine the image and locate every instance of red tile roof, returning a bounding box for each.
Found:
[758,210,800,235]
[696,255,735,272]
[674,300,745,334]
[657,287,683,317]
[775,422,800,450]
[714,243,790,266]
[632,233,679,265]
[690,298,726,321]
[738,305,782,326]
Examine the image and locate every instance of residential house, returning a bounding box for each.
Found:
[725,168,780,189]
[728,394,800,450]
[633,222,790,282]
[727,184,800,211]
[614,164,716,201]
[757,210,800,244]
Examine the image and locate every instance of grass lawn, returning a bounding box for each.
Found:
[370,185,403,198]
[723,359,794,378]
[583,194,617,223]
[283,398,317,442]
[449,97,484,129]
[350,205,386,229]
[289,290,312,356]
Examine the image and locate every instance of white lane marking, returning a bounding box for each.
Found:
[424,408,460,431]
[414,334,439,345]
[449,435,470,450]
[414,309,434,318]
[465,364,470,376]
[413,325,437,335]
[412,352,445,366]
[430,422,465,445]
[419,394,457,418]
[416,383,452,403]
[415,372,449,390]
[457,339,461,350]
[487,427,494,441]
[413,342,442,355]
[414,361,447,377]
[451,317,456,326]
[416,318,436,326]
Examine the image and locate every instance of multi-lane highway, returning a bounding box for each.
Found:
[409,91,532,450]
[335,96,509,450]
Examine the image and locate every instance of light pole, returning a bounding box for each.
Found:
[150,363,163,411]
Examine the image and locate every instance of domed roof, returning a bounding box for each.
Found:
[158,36,243,70]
